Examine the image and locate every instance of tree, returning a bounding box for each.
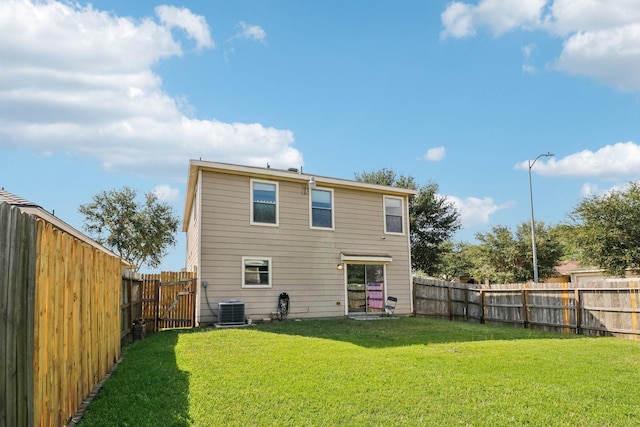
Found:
[570,182,640,276]
[79,186,179,270]
[470,221,563,283]
[355,168,461,275]
[354,168,418,190]
[435,241,475,282]
[410,182,461,275]
[549,223,583,262]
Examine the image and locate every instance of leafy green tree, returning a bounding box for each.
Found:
[79,186,179,270]
[570,182,640,276]
[435,241,475,282]
[470,221,563,283]
[410,182,461,275]
[355,168,461,275]
[471,225,524,283]
[354,168,418,190]
[549,223,582,262]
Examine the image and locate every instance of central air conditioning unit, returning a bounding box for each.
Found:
[218,300,245,325]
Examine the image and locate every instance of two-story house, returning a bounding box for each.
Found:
[183,160,417,324]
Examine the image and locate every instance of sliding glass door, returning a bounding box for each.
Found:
[346,264,385,313]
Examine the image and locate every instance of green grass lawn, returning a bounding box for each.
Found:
[78,318,640,426]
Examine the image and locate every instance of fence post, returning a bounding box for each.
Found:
[574,289,582,335]
[561,284,571,334]
[480,289,485,324]
[127,277,133,342]
[447,284,452,321]
[522,287,530,329]
[191,278,197,327]
[464,285,469,322]
[630,281,638,338]
[155,279,161,330]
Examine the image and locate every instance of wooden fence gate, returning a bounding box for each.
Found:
[141,272,197,332]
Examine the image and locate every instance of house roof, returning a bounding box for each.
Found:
[0,187,127,263]
[554,260,581,276]
[183,159,418,231]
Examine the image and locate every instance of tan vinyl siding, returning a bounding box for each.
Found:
[195,169,413,323]
[185,178,202,322]
[185,181,200,273]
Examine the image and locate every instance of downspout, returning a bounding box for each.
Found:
[195,168,203,325]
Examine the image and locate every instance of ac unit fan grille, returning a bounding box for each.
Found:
[218,301,244,325]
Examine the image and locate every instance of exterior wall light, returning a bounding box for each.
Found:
[303,176,317,195]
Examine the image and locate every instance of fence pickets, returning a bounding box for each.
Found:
[141,272,197,332]
[0,203,37,427]
[1,202,123,427]
[34,219,122,426]
[414,277,640,339]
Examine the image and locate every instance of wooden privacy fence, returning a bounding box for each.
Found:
[414,277,640,340]
[1,203,36,427]
[121,270,143,346]
[1,203,123,427]
[141,271,197,333]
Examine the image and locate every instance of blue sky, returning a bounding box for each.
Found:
[2,0,640,272]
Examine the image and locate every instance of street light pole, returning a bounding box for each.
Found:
[529,152,554,283]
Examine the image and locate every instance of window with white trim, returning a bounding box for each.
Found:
[242,257,272,288]
[251,179,278,226]
[384,196,404,234]
[310,188,334,229]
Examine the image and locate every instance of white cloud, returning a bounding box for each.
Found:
[155,5,214,50]
[441,0,640,92]
[515,142,640,180]
[153,184,180,202]
[441,2,476,38]
[552,24,640,91]
[441,0,547,39]
[422,146,446,161]
[542,2,640,91]
[0,1,300,180]
[448,195,515,228]
[235,21,267,43]
[522,43,537,58]
[522,43,538,74]
[543,0,640,36]
[580,180,640,198]
[580,182,600,197]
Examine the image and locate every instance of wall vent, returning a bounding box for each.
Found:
[218,301,245,325]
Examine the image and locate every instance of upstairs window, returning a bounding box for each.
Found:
[251,180,278,226]
[384,196,404,234]
[310,188,334,229]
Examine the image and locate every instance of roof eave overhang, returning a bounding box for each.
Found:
[341,252,393,264]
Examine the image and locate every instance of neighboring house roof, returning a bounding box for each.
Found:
[0,187,128,263]
[554,260,608,276]
[554,260,581,276]
[183,159,418,231]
